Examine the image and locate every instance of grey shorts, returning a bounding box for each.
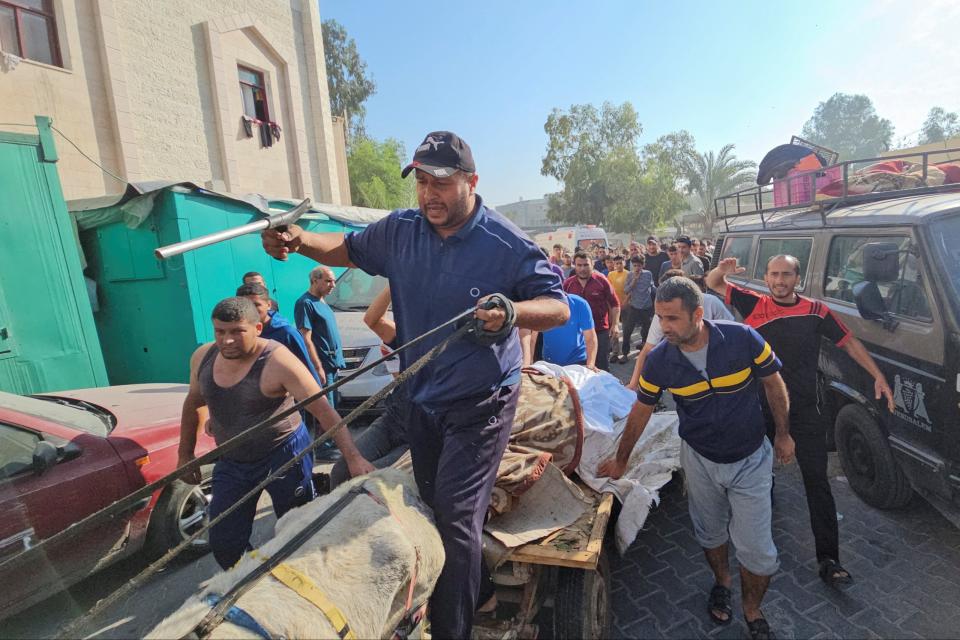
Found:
[681,438,778,576]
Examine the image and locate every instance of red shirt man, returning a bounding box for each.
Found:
[706,254,894,589]
[563,251,620,370]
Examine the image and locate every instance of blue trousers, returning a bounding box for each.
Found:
[208,423,316,569]
[396,384,519,640]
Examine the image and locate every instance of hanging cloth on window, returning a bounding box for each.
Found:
[259,121,273,148]
[241,116,254,138]
[270,123,282,142]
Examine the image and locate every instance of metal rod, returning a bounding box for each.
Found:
[154,198,312,260]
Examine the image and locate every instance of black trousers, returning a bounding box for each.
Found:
[621,307,654,356]
[396,384,518,639]
[769,403,840,563]
[596,329,610,370]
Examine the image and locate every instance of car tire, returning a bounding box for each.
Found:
[835,404,913,509]
[553,549,611,640]
[144,465,213,560]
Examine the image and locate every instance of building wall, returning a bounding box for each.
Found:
[0,0,123,199]
[882,137,960,164]
[496,197,550,229]
[0,0,346,203]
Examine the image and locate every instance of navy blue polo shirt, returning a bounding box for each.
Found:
[636,320,782,463]
[345,196,565,408]
[261,310,322,384]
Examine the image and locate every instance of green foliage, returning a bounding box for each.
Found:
[541,102,688,233]
[684,144,756,236]
[919,107,960,145]
[541,102,642,181]
[801,93,894,160]
[347,137,416,210]
[322,19,376,139]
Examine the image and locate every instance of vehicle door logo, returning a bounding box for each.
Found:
[893,374,931,431]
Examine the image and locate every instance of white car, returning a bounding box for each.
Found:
[326,268,393,414]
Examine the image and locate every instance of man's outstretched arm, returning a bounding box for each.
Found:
[597,401,655,479]
[262,226,354,266]
[705,257,745,296]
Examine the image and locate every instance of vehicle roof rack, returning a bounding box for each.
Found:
[714,146,960,231]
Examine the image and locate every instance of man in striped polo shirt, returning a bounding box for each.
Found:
[707,255,895,589]
[598,277,793,640]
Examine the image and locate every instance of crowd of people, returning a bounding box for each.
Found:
[176,130,897,640]
[523,235,717,371]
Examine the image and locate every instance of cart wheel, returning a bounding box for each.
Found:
[553,549,610,639]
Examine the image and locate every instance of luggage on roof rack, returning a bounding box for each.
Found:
[714,146,960,230]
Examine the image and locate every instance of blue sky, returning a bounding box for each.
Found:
[320,0,960,207]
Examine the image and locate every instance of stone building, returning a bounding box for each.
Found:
[496,197,550,231]
[0,0,349,203]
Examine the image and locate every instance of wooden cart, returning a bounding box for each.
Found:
[474,485,614,640]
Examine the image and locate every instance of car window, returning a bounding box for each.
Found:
[929,214,960,321]
[0,423,40,479]
[719,236,754,273]
[753,238,813,287]
[824,235,931,319]
[325,268,388,311]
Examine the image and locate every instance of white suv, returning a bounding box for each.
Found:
[326,268,392,414]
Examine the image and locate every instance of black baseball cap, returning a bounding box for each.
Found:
[675,235,692,246]
[401,131,476,178]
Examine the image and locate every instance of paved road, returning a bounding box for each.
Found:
[0,498,280,639]
[3,354,959,639]
[603,356,960,640]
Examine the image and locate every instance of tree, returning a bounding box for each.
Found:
[684,144,756,236]
[919,107,960,144]
[347,137,416,210]
[801,93,894,160]
[322,19,376,139]
[541,102,686,232]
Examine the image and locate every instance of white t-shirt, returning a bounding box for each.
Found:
[645,294,734,345]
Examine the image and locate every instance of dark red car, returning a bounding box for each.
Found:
[0,383,217,619]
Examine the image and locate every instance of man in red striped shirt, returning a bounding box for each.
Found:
[707,255,894,589]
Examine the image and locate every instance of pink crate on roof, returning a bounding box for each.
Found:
[773,165,842,206]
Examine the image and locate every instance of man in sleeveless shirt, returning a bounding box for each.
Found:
[176,297,373,569]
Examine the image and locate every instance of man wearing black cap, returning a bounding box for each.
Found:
[645,236,669,285]
[261,131,569,638]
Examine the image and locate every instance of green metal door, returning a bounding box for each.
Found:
[0,117,108,393]
[0,293,14,358]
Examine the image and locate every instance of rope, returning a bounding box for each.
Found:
[0,305,475,578]
[0,122,127,184]
[194,485,366,639]
[55,319,474,639]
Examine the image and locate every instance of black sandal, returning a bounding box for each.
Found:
[745,616,773,640]
[819,558,853,587]
[707,584,732,625]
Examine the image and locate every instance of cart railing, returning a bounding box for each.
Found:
[714,146,960,230]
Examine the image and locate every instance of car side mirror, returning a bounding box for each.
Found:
[60,440,83,462]
[32,441,58,476]
[853,281,899,332]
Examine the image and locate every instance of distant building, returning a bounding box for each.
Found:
[882,137,960,163]
[496,197,551,230]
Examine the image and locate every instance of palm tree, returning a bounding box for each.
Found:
[685,144,756,236]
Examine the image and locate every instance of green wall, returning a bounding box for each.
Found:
[0,119,108,394]
[83,189,361,385]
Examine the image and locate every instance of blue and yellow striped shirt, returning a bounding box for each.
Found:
[637,320,781,463]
